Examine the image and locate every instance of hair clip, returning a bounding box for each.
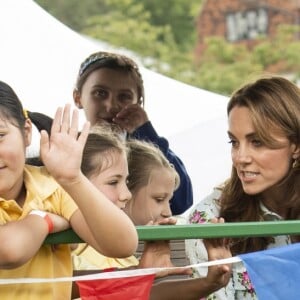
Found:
[23,109,29,119]
[79,52,139,76]
[79,52,113,76]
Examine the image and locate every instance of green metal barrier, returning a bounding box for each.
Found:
[44,220,300,244]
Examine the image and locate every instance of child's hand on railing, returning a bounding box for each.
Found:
[203,217,232,292]
[47,212,70,233]
[146,217,177,226]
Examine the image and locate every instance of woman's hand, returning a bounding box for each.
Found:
[203,217,232,292]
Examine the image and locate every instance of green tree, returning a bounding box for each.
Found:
[35,0,201,77]
[35,0,103,30]
[81,0,198,75]
[34,1,300,95]
[193,37,263,95]
[192,25,300,95]
[136,0,200,51]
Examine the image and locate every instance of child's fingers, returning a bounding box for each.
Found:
[68,108,79,138]
[77,121,90,146]
[156,217,177,225]
[116,104,138,118]
[60,104,71,133]
[145,220,154,226]
[51,107,63,134]
[39,130,50,160]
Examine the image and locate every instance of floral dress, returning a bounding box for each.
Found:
[185,188,291,300]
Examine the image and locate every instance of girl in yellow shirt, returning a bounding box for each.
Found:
[0,80,138,300]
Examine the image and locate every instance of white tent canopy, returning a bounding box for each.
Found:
[0,0,231,206]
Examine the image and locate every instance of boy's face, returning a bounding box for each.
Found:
[74,68,139,127]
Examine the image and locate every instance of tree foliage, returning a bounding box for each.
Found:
[35,0,300,96]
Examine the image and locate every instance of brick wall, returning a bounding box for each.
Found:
[195,0,300,57]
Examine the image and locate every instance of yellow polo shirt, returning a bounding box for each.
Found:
[72,243,139,271]
[0,165,78,300]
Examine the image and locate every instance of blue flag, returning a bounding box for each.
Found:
[239,243,300,299]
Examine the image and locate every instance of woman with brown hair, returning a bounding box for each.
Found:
[186,76,300,299]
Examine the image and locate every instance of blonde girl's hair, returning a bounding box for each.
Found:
[81,126,127,178]
[126,139,180,195]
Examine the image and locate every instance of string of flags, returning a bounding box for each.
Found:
[1,244,300,299]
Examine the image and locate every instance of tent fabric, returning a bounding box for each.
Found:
[0,0,231,204]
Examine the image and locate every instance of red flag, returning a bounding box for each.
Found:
[76,273,155,300]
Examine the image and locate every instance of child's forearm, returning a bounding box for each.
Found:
[150,277,219,300]
[0,215,49,269]
[62,174,138,257]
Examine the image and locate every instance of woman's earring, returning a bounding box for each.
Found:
[293,159,298,168]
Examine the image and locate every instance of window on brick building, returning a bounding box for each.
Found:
[226,8,268,41]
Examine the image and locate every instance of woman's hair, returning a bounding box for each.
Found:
[221,76,300,255]
[81,126,127,178]
[75,51,145,105]
[126,139,180,196]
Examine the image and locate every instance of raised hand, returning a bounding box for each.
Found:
[40,104,90,185]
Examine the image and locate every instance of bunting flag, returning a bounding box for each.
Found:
[76,273,155,300]
[1,244,300,299]
[239,243,300,299]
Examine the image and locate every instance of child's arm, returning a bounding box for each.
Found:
[149,266,231,300]
[150,234,232,300]
[138,217,191,277]
[40,105,138,258]
[0,212,69,269]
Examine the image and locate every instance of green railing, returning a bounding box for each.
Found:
[44,220,300,244]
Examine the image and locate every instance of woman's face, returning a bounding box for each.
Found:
[74,68,139,126]
[126,167,175,225]
[228,106,297,199]
[88,151,131,210]
[0,117,31,201]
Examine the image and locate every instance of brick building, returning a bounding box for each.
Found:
[195,0,300,57]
